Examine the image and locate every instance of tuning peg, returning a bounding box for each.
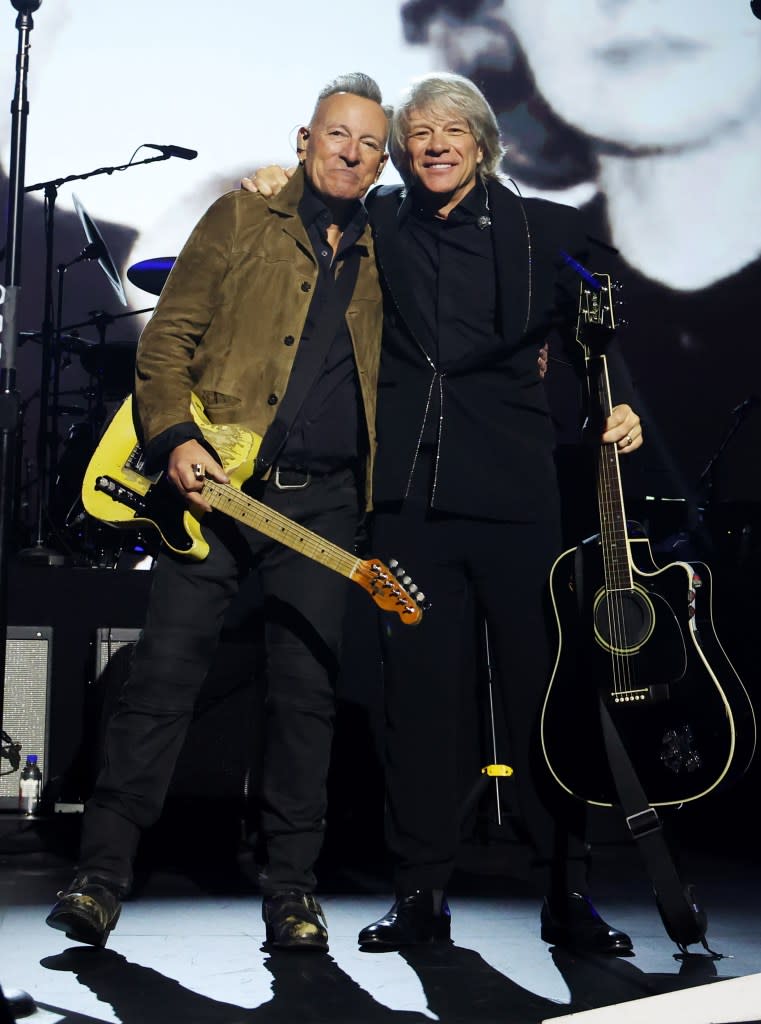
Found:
[389,558,399,570]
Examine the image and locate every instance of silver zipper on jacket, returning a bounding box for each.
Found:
[375,238,444,503]
[386,292,446,504]
[403,367,437,500]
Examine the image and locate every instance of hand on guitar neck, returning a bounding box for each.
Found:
[600,403,642,453]
[168,439,229,513]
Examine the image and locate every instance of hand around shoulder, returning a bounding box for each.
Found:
[241,165,296,197]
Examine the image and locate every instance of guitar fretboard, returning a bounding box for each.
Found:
[203,479,362,580]
[588,347,633,593]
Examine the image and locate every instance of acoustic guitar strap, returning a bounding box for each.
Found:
[597,697,719,957]
[572,543,717,956]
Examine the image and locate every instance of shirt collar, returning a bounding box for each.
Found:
[298,176,367,237]
[399,178,490,226]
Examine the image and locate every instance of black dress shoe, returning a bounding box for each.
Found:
[262,891,329,951]
[1,985,36,1019]
[45,874,122,948]
[541,892,633,955]
[358,890,451,948]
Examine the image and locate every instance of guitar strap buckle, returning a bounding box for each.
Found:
[625,807,661,840]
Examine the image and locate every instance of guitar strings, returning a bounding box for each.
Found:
[203,481,418,615]
[203,480,361,575]
[596,356,635,699]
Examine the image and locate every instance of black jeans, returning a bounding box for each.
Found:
[79,468,359,895]
[372,500,588,901]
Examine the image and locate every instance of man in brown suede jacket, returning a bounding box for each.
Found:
[46,73,389,954]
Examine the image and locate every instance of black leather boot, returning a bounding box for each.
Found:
[358,890,451,948]
[541,892,633,955]
[45,874,122,948]
[262,891,329,951]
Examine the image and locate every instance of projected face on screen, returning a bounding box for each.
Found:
[497,0,761,150]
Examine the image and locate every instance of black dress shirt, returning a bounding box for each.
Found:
[398,182,502,452]
[277,181,367,471]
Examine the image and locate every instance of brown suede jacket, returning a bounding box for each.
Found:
[134,166,383,505]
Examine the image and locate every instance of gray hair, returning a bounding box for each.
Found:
[311,72,393,126]
[390,72,504,183]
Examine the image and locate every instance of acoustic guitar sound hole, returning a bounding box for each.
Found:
[593,586,655,655]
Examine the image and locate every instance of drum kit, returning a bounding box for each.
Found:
[16,196,176,569]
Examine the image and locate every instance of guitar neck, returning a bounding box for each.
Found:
[589,353,633,592]
[202,479,361,580]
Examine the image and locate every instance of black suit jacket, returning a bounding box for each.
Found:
[366,179,594,523]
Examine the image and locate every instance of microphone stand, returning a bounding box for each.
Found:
[20,152,172,563]
[0,2,40,1014]
[696,399,759,510]
[2,0,41,755]
[48,243,104,512]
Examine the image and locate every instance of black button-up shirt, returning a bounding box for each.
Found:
[277,181,367,470]
[398,182,501,449]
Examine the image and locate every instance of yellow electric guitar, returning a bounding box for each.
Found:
[82,394,426,624]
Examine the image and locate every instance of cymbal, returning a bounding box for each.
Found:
[72,193,128,307]
[126,257,176,296]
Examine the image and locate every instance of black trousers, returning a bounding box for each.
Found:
[79,468,359,895]
[372,500,588,900]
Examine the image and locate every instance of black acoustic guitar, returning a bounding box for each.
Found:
[541,274,756,807]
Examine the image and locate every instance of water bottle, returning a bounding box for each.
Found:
[18,755,42,816]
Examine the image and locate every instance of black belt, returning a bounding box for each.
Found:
[270,464,356,490]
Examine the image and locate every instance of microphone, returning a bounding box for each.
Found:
[732,395,760,417]
[143,143,198,161]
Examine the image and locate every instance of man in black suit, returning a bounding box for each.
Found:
[356,72,642,954]
[246,72,643,953]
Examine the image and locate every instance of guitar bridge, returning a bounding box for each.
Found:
[609,682,671,705]
[610,688,648,704]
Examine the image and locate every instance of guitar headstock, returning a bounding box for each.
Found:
[353,557,427,625]
[576,271,619,358]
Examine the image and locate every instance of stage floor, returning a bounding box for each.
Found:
[0,817,759,1024]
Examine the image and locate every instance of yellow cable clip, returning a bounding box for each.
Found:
[481,763,513,778]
